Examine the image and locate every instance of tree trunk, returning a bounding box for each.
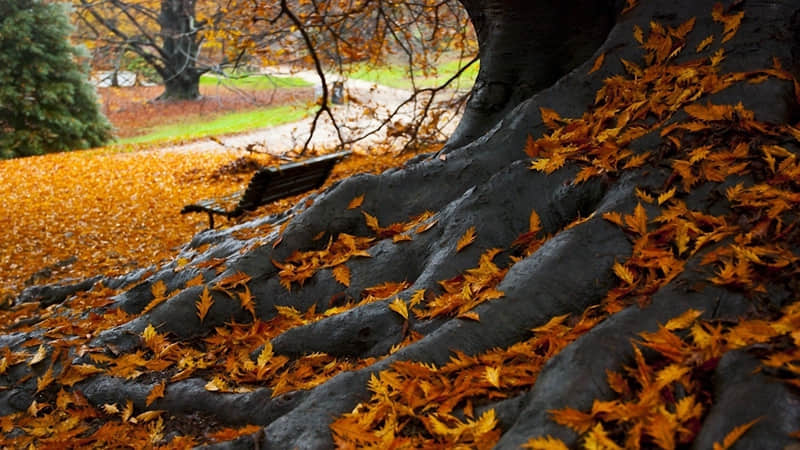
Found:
[5,0,800,448]
[156,0,202,100]
[447,0,618,148]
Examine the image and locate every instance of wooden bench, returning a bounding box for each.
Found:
[182,151,351,229]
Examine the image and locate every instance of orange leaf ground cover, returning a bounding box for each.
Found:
[0,144,426,303]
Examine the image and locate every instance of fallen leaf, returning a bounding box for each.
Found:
[347,194,364,210]
[456,226,476,252]
[146,381,166,406]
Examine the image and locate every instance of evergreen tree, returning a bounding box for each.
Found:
[0,0,112,158]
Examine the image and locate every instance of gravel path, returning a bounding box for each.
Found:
[161,69,465,155]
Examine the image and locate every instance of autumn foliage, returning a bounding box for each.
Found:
[2,2,800,448]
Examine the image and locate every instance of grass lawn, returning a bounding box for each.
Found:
[114,104,312,146]
[200,73,312,90]
[348,58,479,90]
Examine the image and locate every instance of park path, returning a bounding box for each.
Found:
[161,68,464,155]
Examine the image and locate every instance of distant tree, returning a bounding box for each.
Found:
[73,0,236,101]
[0,0,112,159]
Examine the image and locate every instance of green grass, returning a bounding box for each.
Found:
[348,58,479,90]
[115,104,311,146]
[200,73,313,90]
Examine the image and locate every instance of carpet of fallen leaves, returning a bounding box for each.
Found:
[99,84,313,138]
[0,144,426,303]
[2,3,800,449]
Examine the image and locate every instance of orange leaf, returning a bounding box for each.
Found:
[456,226,477,252]
[603,211,624,227]
[713,417,761,450]
[185,274,204,287]
[550,407,595,434]
[696,35,714,52]
[347,194,364,210]
[238,285,256,317]
[523,435,569,450]
[362,211,381,233]
[624,203,648,235]
[151,280,167,300]
[589,52,606,74]
[529,209,542,234]
[195,287,214,322]
[458,311,480,321]
[36,366,54,393]
[146,381,166,406]
[332,265,351,287]
[539,108,562,129]
[613,262,636,285]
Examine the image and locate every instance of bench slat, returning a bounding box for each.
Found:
[181,151,351,228]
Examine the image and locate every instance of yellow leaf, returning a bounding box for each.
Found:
[589,52,606,74]
[484,366,501,388]
[257,342,273,368]
[29,345,47,365]
[347,194,364,210]
[657,187,676,205]
[195,287,214,322]
[456,226,476,252]
[409,289,426,307]
[103,403,120,415]
[664,309,703,331]
[656,364,690,387]
[584,423,622,450]
[332,265,350,287]
[469,409,498,438]
[388,298,409,321]
[205,376,229,392]
[146,381,166,406]
[523,435,570,450]
[122,399,135,423]
[636,188,655,203]
[713,418,761,450]
[613,262,635,285]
